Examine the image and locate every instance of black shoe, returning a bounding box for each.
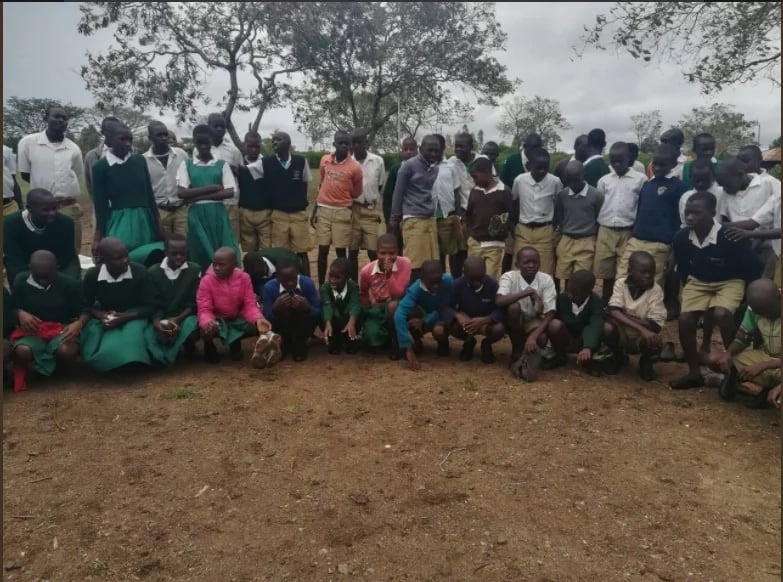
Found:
[204,341,220,364]
[229,340,243,361]
[328,340,342,355]
[389,349,403,361]
[459,336,477,361]
[293,340,308,362]
[480,339,495,364]
[718,367,738,401]
[344,339,359,354]
[436,339,450,357]
[638,354,656,381]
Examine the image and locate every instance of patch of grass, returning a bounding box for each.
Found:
[464,379,479,392]
[285,402,303,413]
[167,388,199,400]
[672,396,693,408]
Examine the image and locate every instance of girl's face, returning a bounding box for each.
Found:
[328,268,347,291]
[195,136,213,159]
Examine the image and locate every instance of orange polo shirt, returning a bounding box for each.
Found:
[317,153,363,207]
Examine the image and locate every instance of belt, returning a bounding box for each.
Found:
[158,202,184,211]
[3,198,15,205]
[563,232,597,240]
[354,200,377,210]
[601,224,633,231]
[524,221,552,229]
[55,198,77,208]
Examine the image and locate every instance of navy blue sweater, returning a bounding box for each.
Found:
[445,275,504,324]
[631,177,688,244]
[672,226,762,284]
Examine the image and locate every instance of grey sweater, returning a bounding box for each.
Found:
[391,154,438,219]
[554,184,604,237]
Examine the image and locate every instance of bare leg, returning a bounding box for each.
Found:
[669,311,704,389]
[317,245,330,286]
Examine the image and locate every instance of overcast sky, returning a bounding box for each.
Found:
[4,2,781,151]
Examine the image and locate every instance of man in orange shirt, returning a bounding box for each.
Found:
[311,130,363,285]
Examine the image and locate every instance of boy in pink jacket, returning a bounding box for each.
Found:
[196,246,278,365]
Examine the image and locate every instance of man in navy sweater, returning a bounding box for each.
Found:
[669,191,762,389]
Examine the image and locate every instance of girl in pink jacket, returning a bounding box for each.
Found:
[196,247,278,365]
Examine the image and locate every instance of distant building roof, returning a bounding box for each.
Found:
[762,147,781,163]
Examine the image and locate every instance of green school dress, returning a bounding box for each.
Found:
[92,154,165,266]
[185,159,240,269]
[10,272,84,377]
[320,279,361,328]
[361,303,391,347]
[80,262,155,371]
[144,261,201,366]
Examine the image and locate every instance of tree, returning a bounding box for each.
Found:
[770,137,781,149]
[678,103,756,157]
[496,95,571,150]
[576,3,781,93]
[290,2,513,147]
[3,96,90,141]
[629,110,663,153]
[77,2,307,149]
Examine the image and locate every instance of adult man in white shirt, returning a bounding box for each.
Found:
[144,121,189,236]
[3,145,21,215]
[206,113,243,242]
[17,104,86,254]
[349,128,386,279]
[593,142,646,303]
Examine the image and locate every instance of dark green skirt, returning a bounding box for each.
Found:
[187,203,240,271]
[145,315,199,366]
[81,319,152,371]
[107,208,165,266]
[12,333,67,376]
[361,304,390,347]
[216,318,256,345]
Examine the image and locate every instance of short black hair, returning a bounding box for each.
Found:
[661,128,685,147]
[401,136,417,146]
[43,103,64,119]
[244,130,262,142]
[469,156,493,173]
[655,143,680,163]
[609,141,629,156]
[454,132,474,147]
[693,132,715,145]
[242,250,264,270]
[420,259,443,278]
[103,116,121,132]
[523,133,543,148]
[329,257,350,275]
[378,233,398,248]
[687,191,717,211]
[628,250,655,269]
[276,258,299,274]
[527,147,550,166]
[739,144,763,163]
[193,124,214,140]
[432,134,446,149]
[515,246,540,261]
[165,233,187,248]
[351,128,368,140]
[691,157,714,175]
[483,140,499,149]
[569,270,595,292]
[587,129,606,150]
[207,112,226,124]
[334,130,351,141]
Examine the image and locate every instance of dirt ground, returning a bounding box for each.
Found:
[3,192,781,581]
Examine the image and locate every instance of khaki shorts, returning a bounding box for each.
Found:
[226,205,241,248]
[556,234,596,280]
[58,202,83,255]
[512,223,556,276]
[467,237,504,280]
[734,348,781,389]
[593,226,632,280]
[239,208,273,252]
[617,324,643,354]
[402,217,439,269]
[350,204,382,251]
[316,206,352,248]
[681,277,745,313]
[437,215,461,256]
[617,238,670,286]
[158,205,188,237]
[3,199,19,216]
[271,209,313,253]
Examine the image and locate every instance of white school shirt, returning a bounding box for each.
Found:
[432,159,460,217]
[144,147,188,206]
[177,152,237,204]
[202,137,242,206]
[246,155,312,182]
[17,131,85,200]
[751,191,781,258]
[353,151,385,205]
[596,169,646,228]
[688,221,721,249]
[497,270,557,319]
[723,173,780,222]
[511,172,561,224]
[3,145,16,200]
[448,154,495,211]
[679,183,725,227]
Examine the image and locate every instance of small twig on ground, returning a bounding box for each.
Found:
[11,515,38,519]
[439,448,466,471]
[473,563,489,574]
[194,485,209,498]
[30,476,52,484]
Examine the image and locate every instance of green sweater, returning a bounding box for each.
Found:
[500,152,526,189]
[92,154,157,235]
[82,262,154,318]
[11,272,84,324]
[148,262,201,319]
[555,292,604,350]
[319,279,361,323]
[3,212,80,283]
[584,157,610,188]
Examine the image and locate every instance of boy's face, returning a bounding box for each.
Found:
[566,281,590,306]
[422,271,443,294]
[527,159,549,183]
[564,172,585,195]
[30,263,56,289]
[737,150,761,174]
[609,150,630,176]
[463,265,486,288]
[195,136,213,159]
[481,144,499,163]
[573,137,589,162]
[516,250,540,279]
[149,125,169,151]
[112,130,133,159]
[245,138,262,161]
[469,168,493,189]
[401,140,417,160]
[46,107,68,134]
[716,168,744,194]
[376,243,398,272]
[27,196,58,225]
[333,136,351,159]
[420,139,441,165]
[208,118,226,141]
[166,241,188,270]
[693,137,716,160]
[351,135,368,158]
[683,200,714,230]
[328,267,347,290]
[628,258,655,290]
[272,132,290,155]
[277,267,299,291]
[104,248,130,279]
[691,167,714,192]
[167,131,177,146]
[454,137,472,161]
[212,254,235,279]
[652,155,676,179]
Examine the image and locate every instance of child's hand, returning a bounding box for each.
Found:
[768,385,781,408]
[724,227,751,241]
[293,295,310,312]
[203,320,220,339]
[740,361,771,381]
[343,321,357,341]
[642,330,663,351]
[323,321,333,343]
[713,350,733,374]
[455,312,471,329]
[18,309,41,334]
[524,336,539,354]
[576,347,592,364]
[256,318,271,334]
[273,294,292,312]
[61,321,84,341]
[405,348,420,371]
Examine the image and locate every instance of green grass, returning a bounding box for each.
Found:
[464,378,480,392]
[672,396,693,408]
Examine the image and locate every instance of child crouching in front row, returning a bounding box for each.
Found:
[321,257,361,354]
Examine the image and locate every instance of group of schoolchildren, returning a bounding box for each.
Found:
[2,105,781,409]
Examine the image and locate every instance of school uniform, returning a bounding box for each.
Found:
[176,152,240,270]
[145,259,201,366]
[320,279,361,350]
[394,274,454,350]
[92,152,165,266]
[722,173,779,222]
[262,274,321,354]
[316,153,363,248]
[554,184,604,280]
[265,154,312,253]
[618,175,688,285]
[582,154,611,187]
[673,222,762,314]
[445,275,504,338]
[497,270,557,333]
[3,145,19,216]
[3,210,80,283]
[449,154,495,252]
[645,153,690,180]
[607,277,667,353]
[10,272,84,378]
[196,266,261,345]
[358,256,412,347]
[81,262,155,371]
[731,306,781,390]
[500,151,527,190]
[751,191,782,285]
[237,157,274,251]
[210,137,244,243]
[554,292,604,353]
[433,159,461,259]
[144,146,189,237]
[511,172,561,276]
[680,158,720,191]
[465,182,514,280]
[593,169,645,280]
[391,154,440,268]
[17,131,85,255]
[351,152,385,252]
[382,163,402,227]
[678,183,726,227]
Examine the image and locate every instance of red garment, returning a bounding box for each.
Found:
[359,257,412,307]
[196,266,262,330]
[9,322,64,392]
